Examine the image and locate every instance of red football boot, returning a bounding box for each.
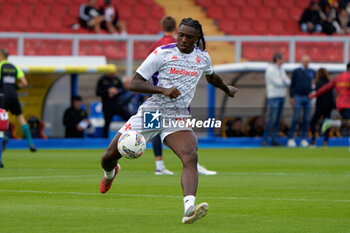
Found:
[99,164,121,194]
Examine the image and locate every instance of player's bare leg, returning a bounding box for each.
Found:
[163,130,208,224]
[100,132,123,193]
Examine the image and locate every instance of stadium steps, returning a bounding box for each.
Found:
[154,0,235,64]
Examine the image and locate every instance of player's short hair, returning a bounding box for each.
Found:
[273,52,283,63]
[179,17,206,50]
[0,48,9,58]
[161,16,176,33]
[72,95,82,102]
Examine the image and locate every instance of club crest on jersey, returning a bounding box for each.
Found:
[169,68,200,77]
[195,56,201,63]
[153,49,158,55]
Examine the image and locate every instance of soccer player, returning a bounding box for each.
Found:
[99,18,238,224]
[149,16,217,176]
[310,63,350,133]
[0,48,36,152]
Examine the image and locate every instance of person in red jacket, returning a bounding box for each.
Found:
[310,63,350,133]
[148,16,177,54]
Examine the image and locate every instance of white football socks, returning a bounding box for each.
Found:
[156,160,165,171]
[104,169,115,180]
[329,119,342,127]
[183,195,195,213]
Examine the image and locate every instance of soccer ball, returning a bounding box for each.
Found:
[117,130,146,159]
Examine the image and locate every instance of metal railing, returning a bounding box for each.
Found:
[1,32,349,76]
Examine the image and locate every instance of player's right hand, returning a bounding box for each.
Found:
[162,87,181,99]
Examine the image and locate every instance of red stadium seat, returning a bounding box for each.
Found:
[133,5,149,19]
[247,0,262,7]
[219,19,235,34]
[296,0,309,8]
[274,7,289,20]
[146,19,161,34]
[207,6,223,19]
[252,20,267,35]
[285,20,299,35]
[1,5,17,18]
[279,0,294,8]
[118,6,133,20]
[235,20,252,35]
[34,5,51,18]
[267,20,284,35]
[229,0,245,6]
[263,0,278,8]
[257,6,272,20]
[51,4,67,18]
[30,18,46,32]
[18,5,34,19]
[0,16,14,31]
[216,0,230,7]
[197,0,213,8]
[290,7,303,21]
[242,46,260,61]
[241,7,257,19]
[224,5,239,19]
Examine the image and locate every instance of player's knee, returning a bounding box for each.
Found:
[181,149,198,167]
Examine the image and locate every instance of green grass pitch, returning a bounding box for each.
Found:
[0,147,349,233]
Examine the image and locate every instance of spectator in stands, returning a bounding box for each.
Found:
[79,0,105,33]
[96,73,131,138]
[262,53,291,146]
[99,0,127,35]
[288,55,314,148]
[248,116,264,137]
[63,96,90,138]
[320,2,342,34]
[149,16,177,53]
[338,8,350,33]
[300,1,323,33]
[309,68,335,146]
[226,117,245,137]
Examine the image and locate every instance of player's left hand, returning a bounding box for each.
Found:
[226,86,238,97]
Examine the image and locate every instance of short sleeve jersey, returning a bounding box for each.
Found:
[136,43,213,114]
[0,60,24,93]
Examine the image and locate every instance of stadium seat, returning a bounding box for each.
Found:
[235,20,252,35]
[0,5,17,18]
[247,0,262,7]
[216,0,230,7]
[241,7,257,20]
[279,0,294,8]
[207,6,223,19]
[263,0,278,8]
[296,0,309,8]
[133,5,149,19]
[51,4,67,18]
[229,0,245,6]
[219,19,235,35]
[290,7,303,21]
[146,19,161,34]
[257,6,272,20]
[34,5,51,18]
[285,20,299,35]
[197,0,212,8]
[118,6,133,20]
[267,20,284,35]
[18,5,34,19]
[252,20,267,35]
[273,7,289,20]
[224,5,239,19]
[30,18,46,32]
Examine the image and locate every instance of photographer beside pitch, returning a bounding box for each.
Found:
[99,18,238,224]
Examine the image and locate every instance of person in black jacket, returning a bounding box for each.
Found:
[63,96,90,138]
[310,68,335,146]
[96,73,131,138]
[300,1,323,33]
[288,55,314,147]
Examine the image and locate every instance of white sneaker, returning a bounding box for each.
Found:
[287,139,297,148]
[182,202,209,224]
[155,168,174,175]
[300,139,309,148]
[197,164,217,175]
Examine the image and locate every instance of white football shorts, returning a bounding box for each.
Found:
[118,112,193,142]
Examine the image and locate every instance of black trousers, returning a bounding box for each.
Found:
[310,107,333,142]
[103,106,131,138]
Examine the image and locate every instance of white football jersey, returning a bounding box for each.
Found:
[136,43,213,115]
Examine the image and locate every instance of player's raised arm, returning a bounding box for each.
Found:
[205,72,238,97]
[129,73,181,99]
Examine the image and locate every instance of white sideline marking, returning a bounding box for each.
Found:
[0,189,349,203]
[0,175,96,180]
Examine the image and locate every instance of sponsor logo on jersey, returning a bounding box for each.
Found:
[169,68,200,77]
